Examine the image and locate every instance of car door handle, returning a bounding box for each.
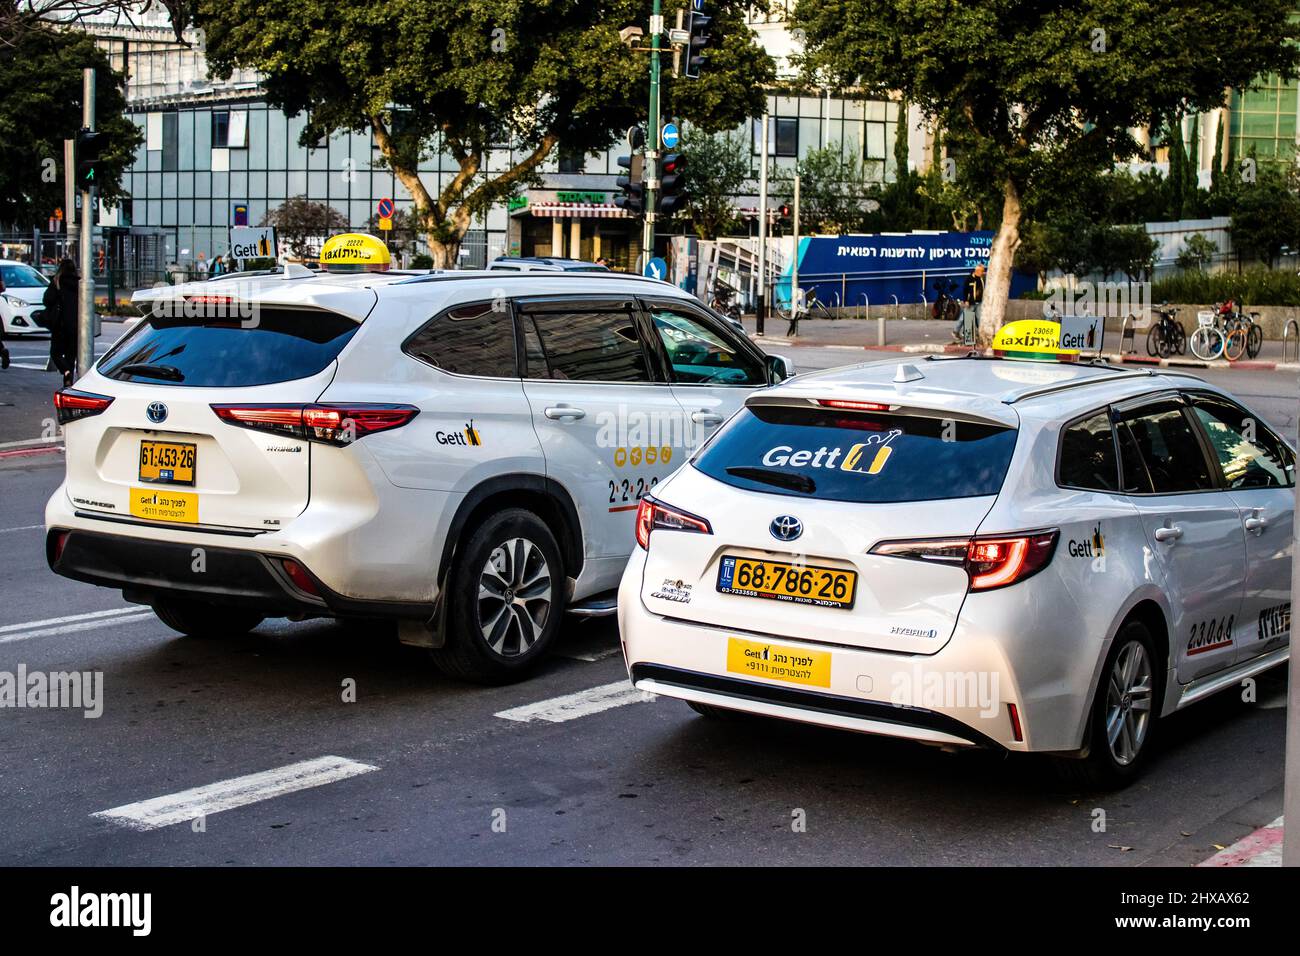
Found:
[690,410,725,425]
[543,405,586,421]
[1245,515,1269,533]
[1153,525,1184,542]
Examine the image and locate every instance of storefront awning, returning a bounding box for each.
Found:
[528,202,630,219]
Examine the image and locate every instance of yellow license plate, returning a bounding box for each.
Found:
[129,487,198,524]
[138,440,196,485]
[716,555,857,609]
[726,637,832,688]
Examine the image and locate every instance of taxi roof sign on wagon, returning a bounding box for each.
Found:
[319,233,392,273]
[991,315,1105,362]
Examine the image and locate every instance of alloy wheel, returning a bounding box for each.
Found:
[477,537,552,657]
[1105,640,1153,766]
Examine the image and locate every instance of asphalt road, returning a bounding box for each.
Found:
[0,334,1293,865]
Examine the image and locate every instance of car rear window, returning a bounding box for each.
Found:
[692,404,1018,503]
[99,306,359,387]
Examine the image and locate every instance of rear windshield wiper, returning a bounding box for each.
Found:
[117,362,185,381]
[725,466,816,494]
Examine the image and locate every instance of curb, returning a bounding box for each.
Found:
[0,438,64,460]
[1198,816,1283,867]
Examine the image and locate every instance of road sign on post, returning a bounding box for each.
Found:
[661,122,679,149]
[377,197,395,220]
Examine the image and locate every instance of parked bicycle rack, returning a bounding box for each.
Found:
[1120,314,1138,355]
[1284,319,1300,364]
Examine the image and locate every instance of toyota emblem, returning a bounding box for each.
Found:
[770,515,803,542]
[146,402,168,424]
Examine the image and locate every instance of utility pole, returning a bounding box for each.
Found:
[791,174,801,328]
[756,111,770,335]
[641,0,664,265]
[77,68,96,379]
[63,139,76,262]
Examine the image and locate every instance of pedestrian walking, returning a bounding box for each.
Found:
[195,253,210,280]
[42,258,80,388]
[954,263,986,344]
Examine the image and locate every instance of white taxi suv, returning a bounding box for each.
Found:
[620,356,1293,787]
[45,266,788,682]
[1,259,51,336]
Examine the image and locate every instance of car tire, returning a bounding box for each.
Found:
[1052,620,1160,790]
[151,598,265,639]
[431,508,565,684]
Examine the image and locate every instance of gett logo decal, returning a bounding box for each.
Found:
[761,429,902,476]
[436,420,482,447]
[1068,524,1105,558]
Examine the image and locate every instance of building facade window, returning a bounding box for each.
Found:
[1230,76,1299,161]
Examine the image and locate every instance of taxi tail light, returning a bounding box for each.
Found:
[54,388,114,424]
[635,497,712,550]
[211,404,418,446]
[869,530,1058,591]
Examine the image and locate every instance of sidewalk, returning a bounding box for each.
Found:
[746,316,1300,371]
[1198,817,1283,867]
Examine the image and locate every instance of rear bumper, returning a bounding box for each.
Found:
[47,527,434,620]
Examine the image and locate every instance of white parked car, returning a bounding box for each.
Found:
[1,259,51,336]
[620,357,1293,786]
[45,269,788,682]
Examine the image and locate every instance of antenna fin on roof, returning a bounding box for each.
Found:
[281,262,314,280]
[893,363,925,383]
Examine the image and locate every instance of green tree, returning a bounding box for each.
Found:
[197,1,773,267]
[793,0,1300,345]
[0,24,140,227]
[261,196,348,258]
[772,143,877,234]
[1230,167,1300,266]
[1175,232,1218,271]
[680,129,751,239]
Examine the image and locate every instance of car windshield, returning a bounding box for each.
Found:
[0,263,48,288]
[693,404,1018,503]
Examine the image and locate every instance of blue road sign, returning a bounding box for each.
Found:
[644,256,668,280]
[661,123,680,149]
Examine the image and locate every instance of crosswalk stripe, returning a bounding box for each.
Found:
[92,756,380,831]
[0,607,154,644]
[494,679,655,723]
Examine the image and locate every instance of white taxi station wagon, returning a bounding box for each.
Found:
[44,237,788,682]
[620,354,1294,786]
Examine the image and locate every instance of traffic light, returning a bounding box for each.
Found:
[658,153,687,216]
[615,153,645,216]
[684,7,713,79]
[75,128,108,188]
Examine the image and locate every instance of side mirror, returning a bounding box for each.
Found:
[765,353,794,384]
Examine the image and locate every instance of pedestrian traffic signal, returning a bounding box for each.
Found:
[75,128,108,187]
[615,153,645,216]
[658,153,687,216]
[684,7,712,79]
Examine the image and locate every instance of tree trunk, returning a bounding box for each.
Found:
[425,237,462,270]
[979,176,1023,346]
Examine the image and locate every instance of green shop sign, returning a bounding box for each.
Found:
[555,191,607,204]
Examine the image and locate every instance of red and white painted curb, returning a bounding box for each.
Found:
[1198,816,1283,867]
[0,438,64,460]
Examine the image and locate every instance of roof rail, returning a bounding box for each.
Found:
[393,270,666,286]
[1002,368,1156,405]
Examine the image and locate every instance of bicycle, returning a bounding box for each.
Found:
[1145,306,1185,359]
[1189,310,1225,361]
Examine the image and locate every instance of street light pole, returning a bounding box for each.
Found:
[756,110,769,335]
[77,67,96,380]
[641,0,664,265]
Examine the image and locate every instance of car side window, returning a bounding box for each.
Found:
[648,307,765,386]
[1058,411,1119,492]
[404,301,517,378]
[1116,400,1214,494]
[1188,395,1293,489]
[523,308,651,382]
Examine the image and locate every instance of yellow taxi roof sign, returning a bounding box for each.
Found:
[991,319,1073,359]
[319,233,391,272]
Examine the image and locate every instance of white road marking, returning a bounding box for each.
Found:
[0,524,44,533]
[495,679,656,723]
[92,756,380,831]
[0,607,154,644]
